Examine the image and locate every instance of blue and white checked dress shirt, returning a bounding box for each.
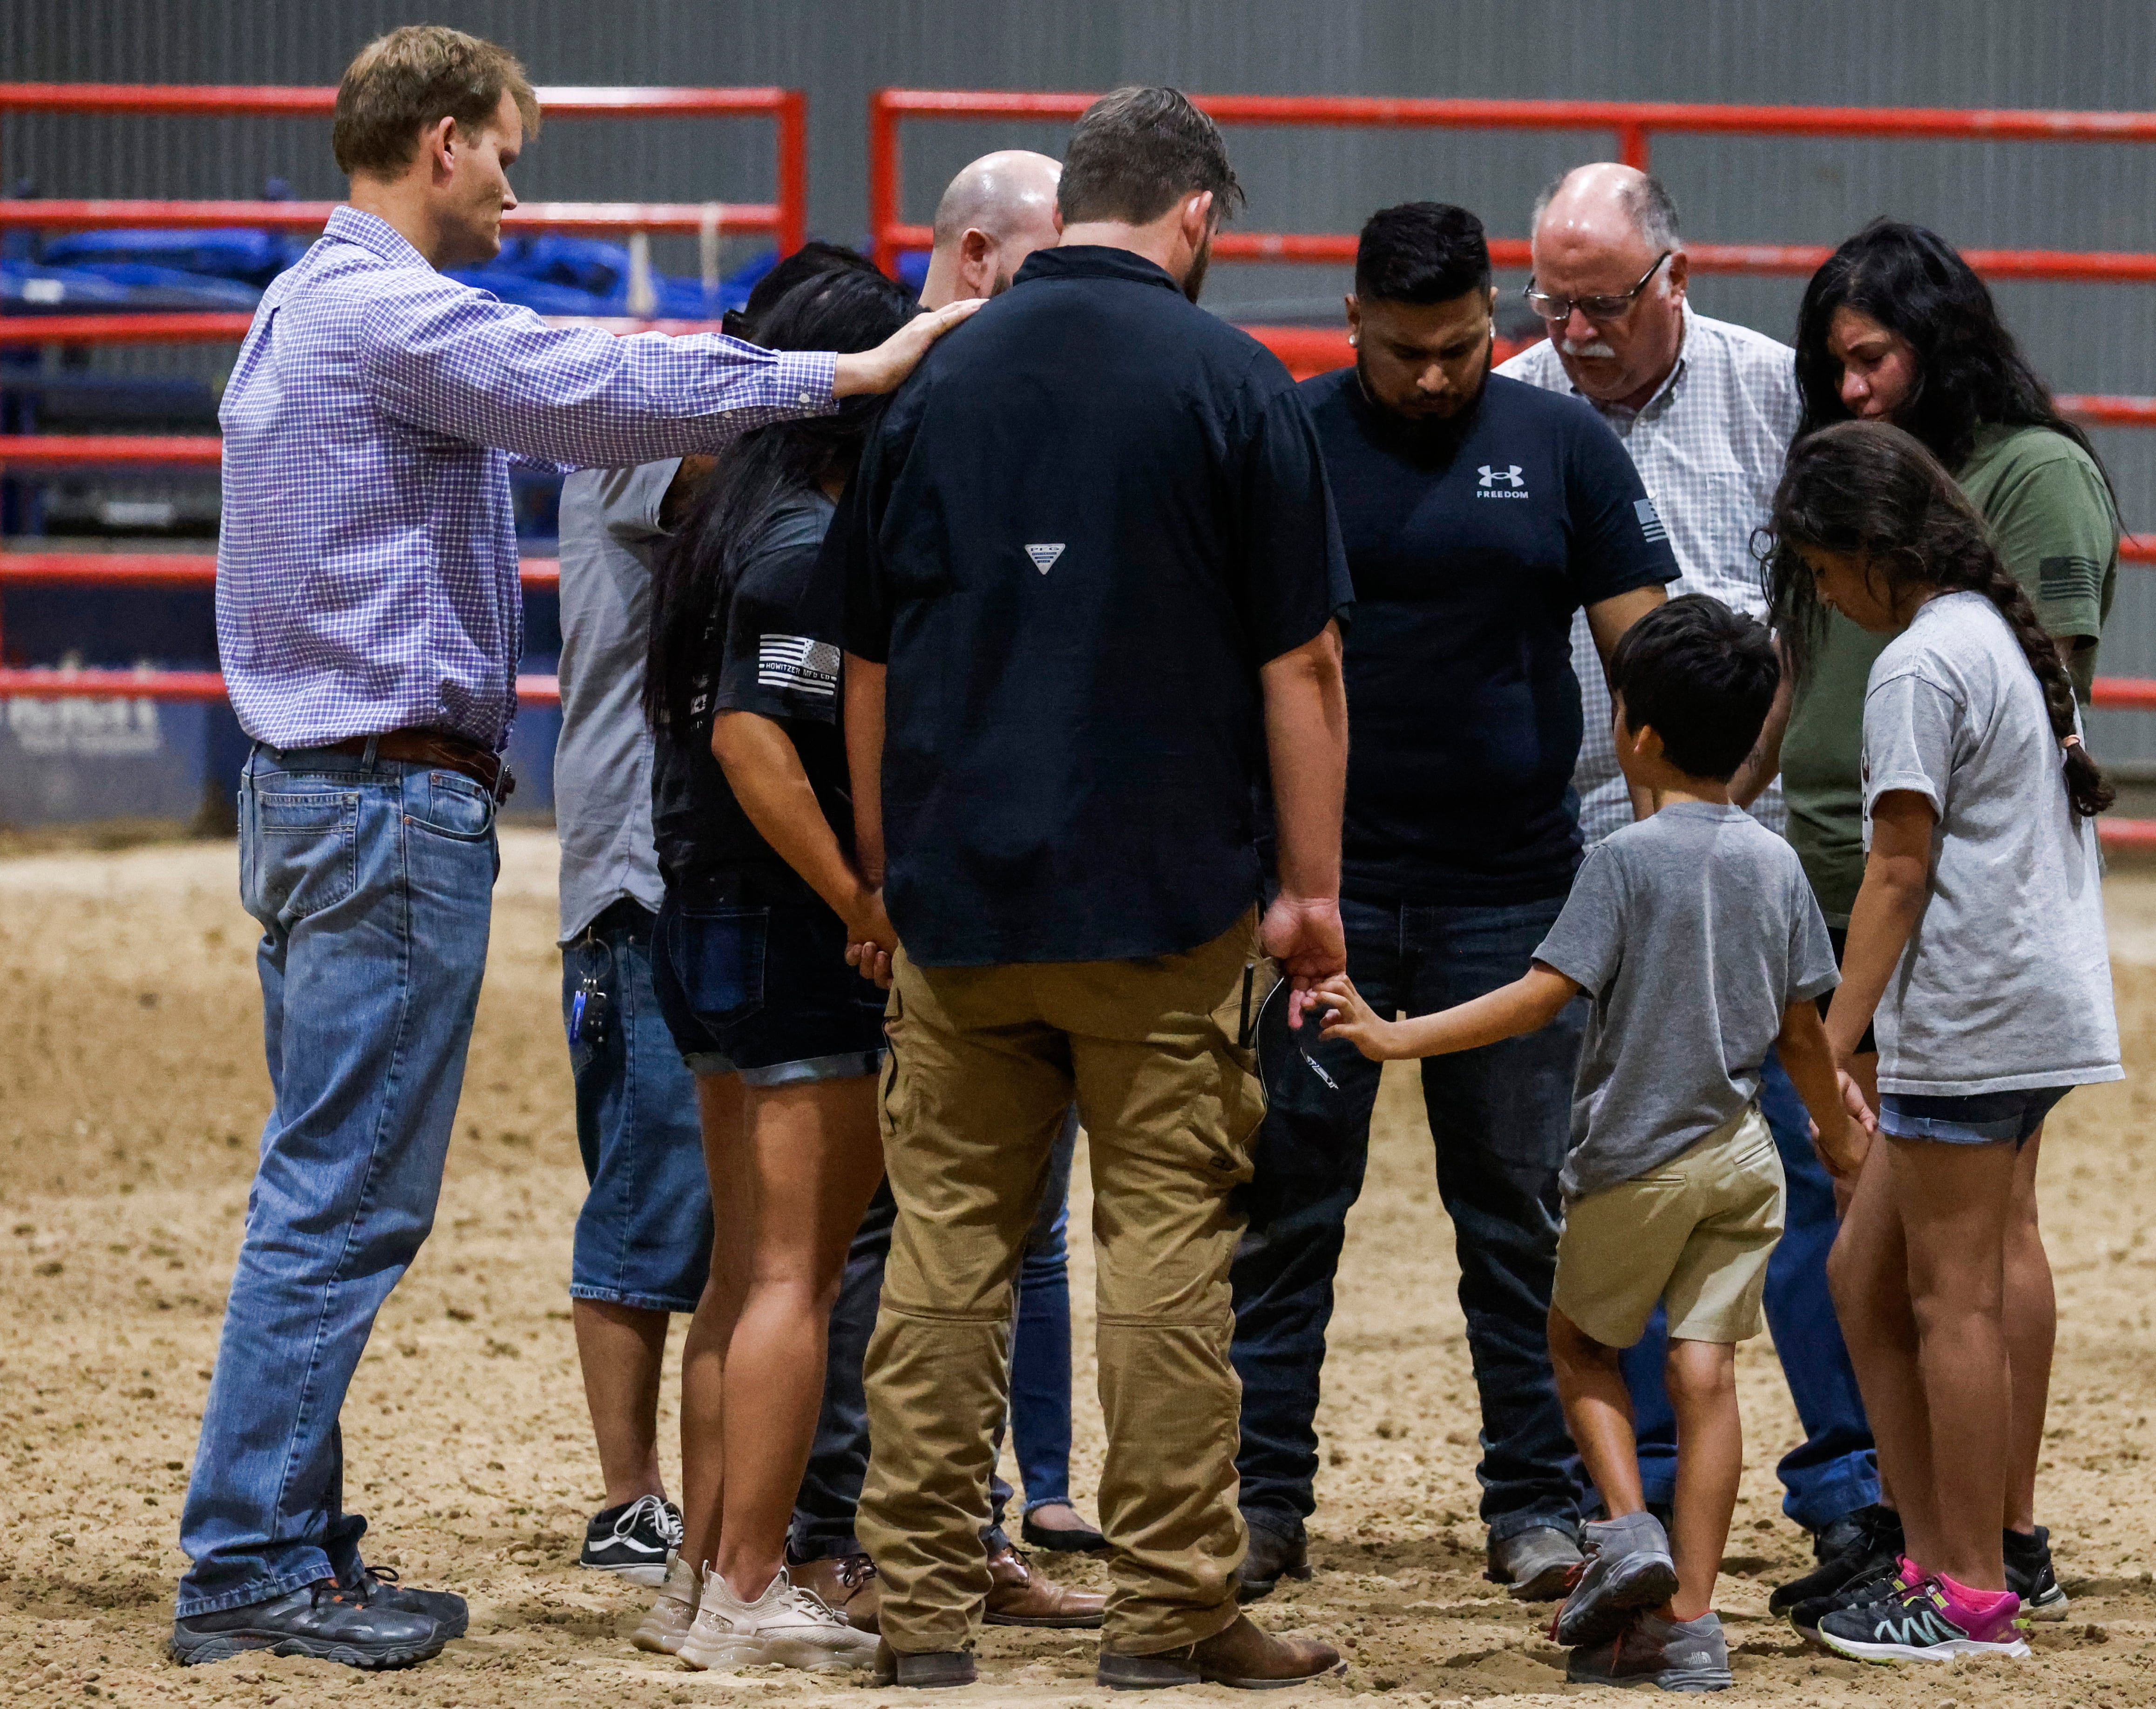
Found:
[1499,304,1801,840]
[216,206,835,752]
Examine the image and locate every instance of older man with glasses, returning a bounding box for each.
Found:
[1498,163,1885,1596]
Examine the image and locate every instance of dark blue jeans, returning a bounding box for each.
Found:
[1231,894,1585,1546]
[791,1108,1079,1559]
[1618,1052,1879,1530]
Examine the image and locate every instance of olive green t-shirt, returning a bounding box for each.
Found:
[1780,423,2118,924]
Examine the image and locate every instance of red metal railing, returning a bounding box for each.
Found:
[0,83,807,252]
[868,89,2156,283]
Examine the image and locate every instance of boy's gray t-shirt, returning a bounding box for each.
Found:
[1862,590,2121,1095]
[1534,802,1839,1200]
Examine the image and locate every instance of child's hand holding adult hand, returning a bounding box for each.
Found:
[1311,973,1397,1061]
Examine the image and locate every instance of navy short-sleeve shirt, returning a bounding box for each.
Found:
[838,245,1354,967]
[1305,368,1677,904]
[651,492,851,890]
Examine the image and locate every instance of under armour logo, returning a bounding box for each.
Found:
[1024,543,1065,575]
[1478,464,1525,488]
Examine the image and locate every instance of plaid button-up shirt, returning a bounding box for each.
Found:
[215,206,835,752]
[1498,305,1800,841]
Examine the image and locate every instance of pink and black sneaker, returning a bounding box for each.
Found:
[1816,1562,2028,1663]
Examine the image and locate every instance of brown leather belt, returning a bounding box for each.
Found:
[327,728,515,801]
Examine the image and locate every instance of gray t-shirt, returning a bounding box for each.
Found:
[553,459,681,943]
[1534,802,1839,1200]
[1862,590,2121,1095]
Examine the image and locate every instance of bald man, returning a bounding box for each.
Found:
[1498,167,1885,1597]
[922,149,1062,304]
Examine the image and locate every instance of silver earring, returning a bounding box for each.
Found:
[1348,332,1358,347]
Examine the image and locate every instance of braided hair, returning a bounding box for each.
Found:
[1764,420,2113,818]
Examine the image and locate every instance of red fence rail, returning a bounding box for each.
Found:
[0,83,808,253]
[868,89,2156,284]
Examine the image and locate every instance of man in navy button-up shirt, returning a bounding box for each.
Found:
[175,26,971,1670]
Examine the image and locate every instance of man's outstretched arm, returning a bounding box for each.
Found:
[1259,619,1349,1019]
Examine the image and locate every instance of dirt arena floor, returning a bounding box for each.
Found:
[3,828,2153,1708]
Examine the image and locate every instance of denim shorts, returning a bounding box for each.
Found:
[1877,1085,2073,1146]
[563,900,713,1312]
[652,869,888,1085]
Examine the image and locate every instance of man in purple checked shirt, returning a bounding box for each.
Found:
[175,26,974,1672]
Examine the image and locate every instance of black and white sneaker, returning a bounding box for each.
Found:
[580,1494,683,1587]
[2005,1525,2070,1621]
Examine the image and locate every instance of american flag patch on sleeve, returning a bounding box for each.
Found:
[1635,496,1669,545]
[757,635,841,698]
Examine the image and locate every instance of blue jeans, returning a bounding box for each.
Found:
[1618,1051,1879,1530]
[1010,1119,1078,1512]
[178,743,498,1616]
[1231,894,1586,1545]
[562,902,713,1312]
[791,1108,1079,1560]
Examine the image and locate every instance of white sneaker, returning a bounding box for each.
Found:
[631,1553,701,1655]
[676,1566,880,1673]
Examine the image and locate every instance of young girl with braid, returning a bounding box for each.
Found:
[1764,420,2120,1664]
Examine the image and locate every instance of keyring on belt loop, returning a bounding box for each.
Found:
[700,203,724,306]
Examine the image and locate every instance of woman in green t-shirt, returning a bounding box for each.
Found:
[1755,217,2119,1621]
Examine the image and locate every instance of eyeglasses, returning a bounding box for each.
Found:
[1522,252,1671,325]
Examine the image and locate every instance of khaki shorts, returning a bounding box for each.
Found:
[1553,1105,1785,1349]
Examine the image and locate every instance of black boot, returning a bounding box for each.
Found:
[1235,1520,1311,1603]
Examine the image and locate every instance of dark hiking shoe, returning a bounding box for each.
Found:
[1769,1503,1902,1615]
[1790,1556,1913,1642]
[2005,1525,2070,1621]
[1566,1608,1734,1691]
[1235,1521,1312,1603]
[1551,1512,1679,1647]
[1817,1573,2028,1662]
[579,1494,682,1587]
[171,1580,445,1669]
[1488,1524,1584,1602]
[1098,1614,1344,1690]
[871,1641,976,1688]
[342,1564,468,1640]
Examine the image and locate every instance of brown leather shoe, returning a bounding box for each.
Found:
[983,1544,1105,1628]
[1098,1613,1344,1690]
[789,1552,882,1633]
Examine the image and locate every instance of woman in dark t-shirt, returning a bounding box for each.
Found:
[640,267,913,1670]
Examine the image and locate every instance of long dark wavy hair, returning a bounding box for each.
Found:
[645,266,915,738]
[1765,420,2112,818]
[1792,219,2115,502]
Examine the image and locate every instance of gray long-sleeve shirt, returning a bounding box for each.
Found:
[554,458,682,943]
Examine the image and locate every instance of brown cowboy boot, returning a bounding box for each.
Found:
[1098,1613,1344,1690]
[984,1543,1106,1628]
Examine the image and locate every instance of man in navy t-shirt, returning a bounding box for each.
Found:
[1230,203,1677,1604]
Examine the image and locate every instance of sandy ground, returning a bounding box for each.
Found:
[2,828,2153,1709]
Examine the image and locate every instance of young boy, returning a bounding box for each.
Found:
[1311,595,1867,1692]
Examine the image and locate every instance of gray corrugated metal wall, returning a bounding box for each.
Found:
[9,0,2156,753]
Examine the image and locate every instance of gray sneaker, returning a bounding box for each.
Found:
[1552,1512,1680,1647]
[1487,1524,1582,1601]
[1566,1609,1733,1692]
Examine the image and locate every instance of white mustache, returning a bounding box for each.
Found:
[1561,337,1619,359]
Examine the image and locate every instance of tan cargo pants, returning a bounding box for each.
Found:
[858,909,1273,1657]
